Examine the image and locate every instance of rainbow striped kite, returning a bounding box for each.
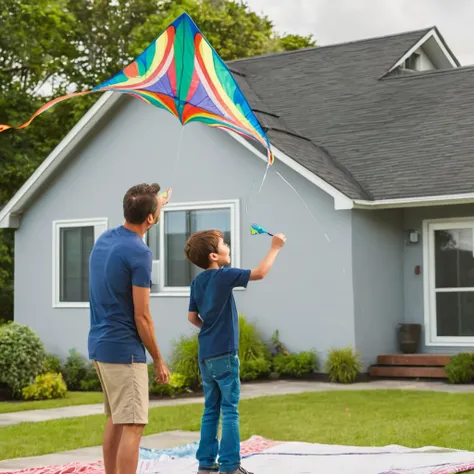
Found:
[0,13,274,165]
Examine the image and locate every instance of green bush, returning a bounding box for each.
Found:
[238,315,272,381]
[268,330,290,356]
[325,346,362,384]
[0,322,46,397]
[79,363,102,392]
[445,353,474,384]
[170,335,201,389]
[148,367,190,397]
[273,351,318,378]
[22,373,67,400]
[61,349,88,391]
[241,358,271,381]
[43,354,61,374]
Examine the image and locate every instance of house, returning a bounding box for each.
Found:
[2,26,474,374]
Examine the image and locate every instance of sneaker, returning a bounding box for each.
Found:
[221,467,253,474]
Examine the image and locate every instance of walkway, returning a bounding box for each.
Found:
[1,379,472,427]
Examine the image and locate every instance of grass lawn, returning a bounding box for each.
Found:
[0,392,104,414]
[1,390,474,461]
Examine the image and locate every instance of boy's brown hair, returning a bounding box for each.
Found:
[184,230,223,269]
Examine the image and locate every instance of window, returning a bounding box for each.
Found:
[423,218,474,345]
[53,218,108,308]
[151,199,240,295]
[144,224,161,293]
[405,52,420,70]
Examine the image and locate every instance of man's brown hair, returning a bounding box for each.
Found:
[123,183,161,224]
[184,230,223,270]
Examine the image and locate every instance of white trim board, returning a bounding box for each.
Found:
[422,216,474,347]
[354,193,474,209]
[227,132,354,210]
[386,28,459,76]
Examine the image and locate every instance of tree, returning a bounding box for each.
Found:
[0,0,317,320]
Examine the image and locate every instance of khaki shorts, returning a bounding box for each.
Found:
[93,361,149,425]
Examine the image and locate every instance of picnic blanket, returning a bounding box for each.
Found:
[4,436,474,474]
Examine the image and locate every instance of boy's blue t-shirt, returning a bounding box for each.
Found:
[88,225,152,364]
[189,267,251,361]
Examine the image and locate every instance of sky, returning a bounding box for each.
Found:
[245,0,474,66]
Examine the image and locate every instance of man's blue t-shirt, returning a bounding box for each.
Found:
[88,225,152,364]
[189,267,251,361]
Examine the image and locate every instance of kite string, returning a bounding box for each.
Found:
[171,126,185,189]
[274,170,331,243]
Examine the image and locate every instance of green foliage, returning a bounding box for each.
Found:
[268,330,290,356]
[79,363,102,392]
[240,358,271,381]
[273,351,318,378]
[22,373,67,401]
[148,366,190,397]
[170,335,201,389]
[239,314,272,381]
[325,347,362,384]
[278,33,316,52]
[0,322,46,397]
[61,349,88,391]
[445,353,474,384]
[43,354,62,374]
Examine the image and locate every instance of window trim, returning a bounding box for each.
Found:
[423,217,474,346]
[52,218,108,309]
[154,199,241,297]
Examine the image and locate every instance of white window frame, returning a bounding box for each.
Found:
[52,218,108,308]
[423,217,474,346]
[154,199,241,297]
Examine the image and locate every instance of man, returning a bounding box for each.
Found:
[88,183,170,474]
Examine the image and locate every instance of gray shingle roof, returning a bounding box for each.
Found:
[230,28,472,200]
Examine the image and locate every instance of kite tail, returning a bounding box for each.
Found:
[0,90,93,133]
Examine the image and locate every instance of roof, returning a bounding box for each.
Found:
[231,27,472,200]
[0,26,470,227]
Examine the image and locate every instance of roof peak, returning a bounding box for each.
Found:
[229,27,434,65]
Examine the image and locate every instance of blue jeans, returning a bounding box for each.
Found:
[197,351,241,473]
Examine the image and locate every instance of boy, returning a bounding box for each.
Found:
[184,230,286,474]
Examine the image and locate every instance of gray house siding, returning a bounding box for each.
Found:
[352,209,404,368]
[14,96,355,366]
[404,204,474,354]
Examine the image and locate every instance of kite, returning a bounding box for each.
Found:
[0,12,274,166]
[250,223,273,236]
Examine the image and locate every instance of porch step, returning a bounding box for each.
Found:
[376,354,451,367]
[369,354,451,379]
[369,366,447,379]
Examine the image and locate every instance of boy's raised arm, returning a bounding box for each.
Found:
[250,233,286,281]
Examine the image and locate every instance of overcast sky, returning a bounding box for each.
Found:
[245,0,474,66]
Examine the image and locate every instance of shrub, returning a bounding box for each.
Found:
[273,351,318,378]
[238,315,272,380]
[325,346,362,384]
[445,353,474,384]
[0,322,46,397]
[267,330,290,356]
[43,354,61,374]
[170,335,201,389]
[79,363,102,391]
[61,349,88,391]
[148,366,190,397]
[22,373,67,400]
[241,358,271,381]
